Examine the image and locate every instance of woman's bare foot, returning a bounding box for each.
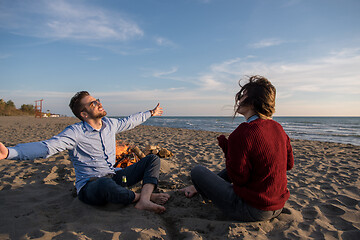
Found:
[150,193,170,205]
[179,185,197,198]
[135,200,166,213]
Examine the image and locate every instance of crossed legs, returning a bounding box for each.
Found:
[78,154,170,213]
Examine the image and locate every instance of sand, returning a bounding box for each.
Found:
[0,116,359,240]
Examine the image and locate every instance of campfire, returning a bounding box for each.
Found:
[114,140,174,169]
[114,141,145,168]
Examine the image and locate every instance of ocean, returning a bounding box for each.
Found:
[138,116,360,146]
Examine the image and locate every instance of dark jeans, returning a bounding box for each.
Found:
[191,165,282,222]
[78,154,160,206]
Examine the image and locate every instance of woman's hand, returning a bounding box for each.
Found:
[217,135,228,153]
[217,135,227,143]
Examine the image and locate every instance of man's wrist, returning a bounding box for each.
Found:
[150,110,154,116]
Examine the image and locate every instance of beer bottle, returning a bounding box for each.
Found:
[122,175,127,188]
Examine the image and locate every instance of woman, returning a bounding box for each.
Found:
[180,75,294,221]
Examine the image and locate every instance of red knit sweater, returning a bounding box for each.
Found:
[218,118,294,211]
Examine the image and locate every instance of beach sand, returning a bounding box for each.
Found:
[0,116,359,240]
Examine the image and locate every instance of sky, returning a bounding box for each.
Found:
[0,0,359,117]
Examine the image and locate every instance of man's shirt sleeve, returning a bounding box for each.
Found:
[115,111,151,133]
[7,142,49,160]
[44,126,77,157]
[7,126,77,160]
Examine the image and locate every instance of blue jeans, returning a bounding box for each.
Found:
[78,154,160,206]
[191,165,282,222]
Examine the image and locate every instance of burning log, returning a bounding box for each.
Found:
[131,146,146,159]
[114,141,174,169]
[114,141,145,168]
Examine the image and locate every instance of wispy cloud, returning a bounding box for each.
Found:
[249,38,285,48]
[154,37,177,47]
[0,88,231,116]
[2,48,359,116]
[0,0,143,41]
[148,66,227,91]
[197,48,360,96]
[144,67,198,85]
[152,67,179,78]
[198,74,225,91]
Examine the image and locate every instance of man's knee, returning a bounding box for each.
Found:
[144,154,160,167]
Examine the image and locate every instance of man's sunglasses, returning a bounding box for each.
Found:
[81,99,101,112]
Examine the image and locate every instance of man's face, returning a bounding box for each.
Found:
[80,95,107,119]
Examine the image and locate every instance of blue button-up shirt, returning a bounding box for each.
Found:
[7,111,151,193]
[247,114,259,123]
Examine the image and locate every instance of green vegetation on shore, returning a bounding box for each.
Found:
[0,99,35,116]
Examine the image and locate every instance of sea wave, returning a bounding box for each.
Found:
[135,116,360,146]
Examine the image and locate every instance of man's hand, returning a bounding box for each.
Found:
[0,142,9,160]
[151,103,163,116]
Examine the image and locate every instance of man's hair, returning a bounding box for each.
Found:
[69,91,90,120]
[235,75,276,119]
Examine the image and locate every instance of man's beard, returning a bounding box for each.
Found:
[87,110,107,119]
[94,111,107,119]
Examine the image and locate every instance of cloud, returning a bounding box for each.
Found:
[199,48,360,96]
[146,48,360,98]
[152,67,178,77]
[143,67,199,86]
[0,90,73,99]
[0,87,232,116]
[2,48,359,116]
[198,74,225,91]
[154,37,177,47]
[0,0,143,41]
[148,65,228,91]
[249,38,285,48]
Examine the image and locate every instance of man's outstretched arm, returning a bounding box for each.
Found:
[1,126,77,161]
[115,103,164,133]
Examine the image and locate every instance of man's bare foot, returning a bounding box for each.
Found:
[179,185,197,198]
[150,193,170,205]
[135,200,166,213]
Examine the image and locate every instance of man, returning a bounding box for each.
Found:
[0,91,170,213]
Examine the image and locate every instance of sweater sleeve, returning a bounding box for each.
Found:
[225,126,251,186]
[286,135,294,170]
[217,135,228,154]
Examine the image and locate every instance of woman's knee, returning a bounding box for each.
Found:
[191,165,208,182]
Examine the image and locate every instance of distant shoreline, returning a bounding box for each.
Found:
[0,115,358,147]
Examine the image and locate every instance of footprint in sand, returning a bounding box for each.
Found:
[336,194,359,206]
[302,206,321,220]
[319,203,346,216]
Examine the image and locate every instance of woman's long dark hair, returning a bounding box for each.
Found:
[234,75,276,119]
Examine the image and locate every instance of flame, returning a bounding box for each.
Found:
[115,141,139,168]
[116,144,131,158]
